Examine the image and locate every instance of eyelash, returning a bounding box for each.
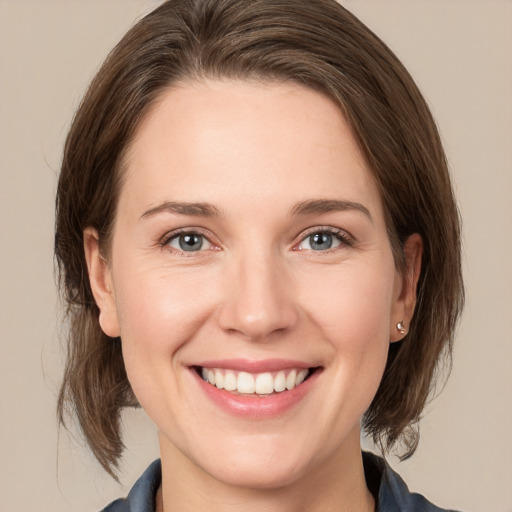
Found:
[159,227,219,256]
[293,226,354,252]
[158,226,354,255]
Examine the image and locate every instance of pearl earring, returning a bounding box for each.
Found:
[396,321,406,335]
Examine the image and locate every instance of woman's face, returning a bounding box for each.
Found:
[87,79,418,489]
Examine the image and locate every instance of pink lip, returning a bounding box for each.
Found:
[190,365,321,419]
[192,358,313,373]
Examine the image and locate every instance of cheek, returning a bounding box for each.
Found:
[112,261,219,382]
[299,262,396,343]
[112,265,224,431]
[297,260,396,404]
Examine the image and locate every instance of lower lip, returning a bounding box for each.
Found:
[191,368,320,419]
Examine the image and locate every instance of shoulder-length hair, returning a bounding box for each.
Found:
[55,0,464,478]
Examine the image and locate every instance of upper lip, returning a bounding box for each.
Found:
[191,358,317,373]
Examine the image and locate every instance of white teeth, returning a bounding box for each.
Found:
[214,370,224,389]
[237,372,255,393]
[285,369,297,390]
[223,372,237,391]
[255,373,274,394]
[199,367,312,395]
[274,371,286,392]
[296,369,308,386]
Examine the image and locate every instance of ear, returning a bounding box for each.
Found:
[390,233,423,342]
[83,227,120,338]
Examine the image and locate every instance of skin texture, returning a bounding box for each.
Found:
[84,80,422,512]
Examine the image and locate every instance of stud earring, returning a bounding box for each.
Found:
[396,321,406,335]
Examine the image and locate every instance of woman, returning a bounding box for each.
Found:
[55,0,464,510]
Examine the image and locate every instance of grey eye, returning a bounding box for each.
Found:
[168,233,211,252]
[299,231,343,251]
[309,232,334,250]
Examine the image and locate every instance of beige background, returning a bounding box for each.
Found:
[0,1,511,511]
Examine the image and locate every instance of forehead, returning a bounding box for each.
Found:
[120,79,383,222]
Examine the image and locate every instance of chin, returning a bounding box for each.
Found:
[181,430,326,491]
[204,455,309,490]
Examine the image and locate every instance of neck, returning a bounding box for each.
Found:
[157,428,375,512]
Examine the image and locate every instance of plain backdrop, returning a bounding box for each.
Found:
[0,1,511,511]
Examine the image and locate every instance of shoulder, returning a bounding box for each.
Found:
[363,452,462,512]
[101,460,161,512]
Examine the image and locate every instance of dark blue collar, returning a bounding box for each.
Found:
[103,452,460,511]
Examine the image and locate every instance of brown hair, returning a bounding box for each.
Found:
[55,0,464,478]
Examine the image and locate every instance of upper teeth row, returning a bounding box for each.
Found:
[201,368,309,395]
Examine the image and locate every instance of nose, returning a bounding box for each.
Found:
[216,250,299,341]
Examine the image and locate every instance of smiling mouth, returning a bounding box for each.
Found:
[194,366,319,396]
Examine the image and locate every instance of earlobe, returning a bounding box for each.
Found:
[391,233,423,342]
[83,228,120,338]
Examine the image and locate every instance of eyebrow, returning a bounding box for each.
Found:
[140,201,221,220]
[140,198,371,221]
[290,199,372,221]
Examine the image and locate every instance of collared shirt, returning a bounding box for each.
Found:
[103,452,460,512]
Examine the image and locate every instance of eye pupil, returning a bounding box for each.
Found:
[179,234,203,251]
[310,232,333,250]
